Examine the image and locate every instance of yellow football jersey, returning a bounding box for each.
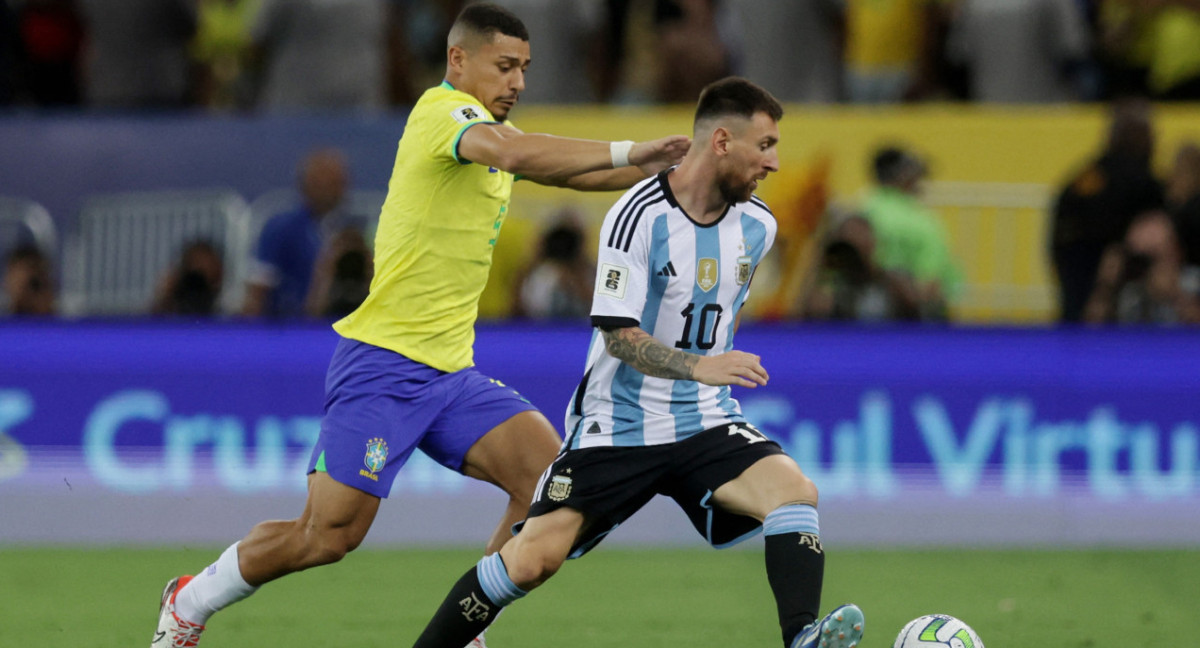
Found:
[333,82,515,372]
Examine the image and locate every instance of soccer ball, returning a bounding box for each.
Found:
[893,614,984,648]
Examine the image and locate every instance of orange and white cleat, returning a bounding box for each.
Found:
[151,576,206,647]
[790,604,865,648]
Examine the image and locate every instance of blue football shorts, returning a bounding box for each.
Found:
[306,337,539,498]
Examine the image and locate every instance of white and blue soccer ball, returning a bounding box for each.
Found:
[893,614,985,648]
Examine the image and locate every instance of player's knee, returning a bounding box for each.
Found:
[774,472,819,510]
[301,525,364,567]
[798,473,818,505]
[504,545,566,590]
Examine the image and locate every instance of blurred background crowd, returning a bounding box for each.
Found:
[2,0,1200,326]
[4,0,1200,111]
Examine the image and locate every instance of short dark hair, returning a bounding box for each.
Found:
[453,2,530,43]
[872,146,925,184]
[694,77,783,127]
[5,244,47,268]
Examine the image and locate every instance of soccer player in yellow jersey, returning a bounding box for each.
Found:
[150,4,689,647]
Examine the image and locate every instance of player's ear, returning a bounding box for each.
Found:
[448,45,467,72]
[710,126,732,156]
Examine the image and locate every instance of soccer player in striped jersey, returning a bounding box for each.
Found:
[409,77,865,648]
[150,4,689,647]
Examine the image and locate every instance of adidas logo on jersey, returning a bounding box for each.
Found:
[656,262,677,277]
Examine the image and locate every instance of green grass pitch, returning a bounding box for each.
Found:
[1,546,1195,647]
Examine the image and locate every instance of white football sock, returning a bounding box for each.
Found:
[174,542,258,624]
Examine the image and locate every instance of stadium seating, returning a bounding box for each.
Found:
[60,190,252,316]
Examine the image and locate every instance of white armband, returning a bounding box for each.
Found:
[610,140,634,168]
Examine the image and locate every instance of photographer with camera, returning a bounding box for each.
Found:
[1083,210,1200,325]
[802,213,920,322]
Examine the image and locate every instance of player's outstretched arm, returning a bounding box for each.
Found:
[457,124,688,189]
[601,326,769,388]
[553,136,693,191]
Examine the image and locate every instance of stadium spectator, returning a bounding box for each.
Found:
[490,0,603,104]
[730,0,841,103]
[802,213,920,322]
[594,0,740,104]
[512,212,594,320]
[13,0,85,106]
[654,0,741,103]
[1166,141,1200,268]
[1050,98,1163,323]
[151,239,225,317]
[842,0,930,103]
[860,146,962,321]
[1083,209,1200,324]
[945,0,1094,102]
[249,0,388,112]
[2,244,55,316]
[75,0,196,108]
[0,0,16,104]
[303,226,373,319]
[388,0,468,104]
[405,75,866,648]
[1098,0,1200,101]
[190,0,260,111]
[242,147,350,318]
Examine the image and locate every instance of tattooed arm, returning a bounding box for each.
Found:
[601,326,770,388]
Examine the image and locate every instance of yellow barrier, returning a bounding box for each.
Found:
[481,104,1200,323]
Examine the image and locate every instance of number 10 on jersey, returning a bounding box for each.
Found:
[675,302,724,350]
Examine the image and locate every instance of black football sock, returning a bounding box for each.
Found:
[763,505,826,647]
[413,554,526,648]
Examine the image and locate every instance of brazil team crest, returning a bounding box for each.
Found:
[548,474,573,502]
[361,438,388,481]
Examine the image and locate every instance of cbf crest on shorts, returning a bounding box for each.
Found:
[360,437,388,482]
[548,472,573,502]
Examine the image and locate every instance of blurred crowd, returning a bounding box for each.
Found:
[6,105,1199,326]
[3,0,1200,327]
[2,0,1200,112]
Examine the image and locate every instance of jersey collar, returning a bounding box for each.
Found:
[658,169,731,228]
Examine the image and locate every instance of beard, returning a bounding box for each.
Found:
[717,175,754,205]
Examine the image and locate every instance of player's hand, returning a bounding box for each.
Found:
[693,351,769,388]
[630,135,691,175]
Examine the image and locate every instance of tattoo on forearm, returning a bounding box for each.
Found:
[603,328,696,380]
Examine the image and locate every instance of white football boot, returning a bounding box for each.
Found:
[151,575,206,647]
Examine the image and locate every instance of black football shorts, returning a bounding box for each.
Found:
[523,422,788,558]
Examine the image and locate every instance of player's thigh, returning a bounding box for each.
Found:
[421,369,560,493]
[710,453,817,520]
[523,444,664,558]
[461,410,562,496]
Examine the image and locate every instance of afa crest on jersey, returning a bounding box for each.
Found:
[736,255,752,285]
[363,437,389,479]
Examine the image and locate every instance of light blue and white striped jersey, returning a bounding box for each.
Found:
[564,170,777,449]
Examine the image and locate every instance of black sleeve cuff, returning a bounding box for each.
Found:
[592,315,639,331]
